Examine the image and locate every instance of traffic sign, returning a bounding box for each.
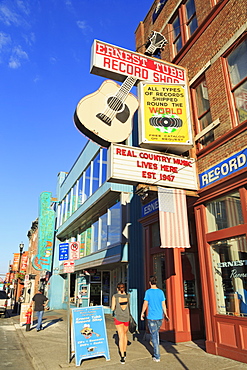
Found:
[59,243,69,261]
[64,259,75,273]
[69,242,80,260]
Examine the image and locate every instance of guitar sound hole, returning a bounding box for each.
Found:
[107,97,123,112]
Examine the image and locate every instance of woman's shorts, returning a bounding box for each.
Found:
[114,318,129,326]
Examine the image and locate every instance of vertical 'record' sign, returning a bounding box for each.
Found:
[72,306,110,366]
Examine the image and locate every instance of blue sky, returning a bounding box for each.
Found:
[0,0,152,275]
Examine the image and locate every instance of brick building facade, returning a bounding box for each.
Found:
[136,0,247,363]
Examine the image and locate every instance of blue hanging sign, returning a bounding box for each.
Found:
[72,306,110,366]
[59,243,69,261]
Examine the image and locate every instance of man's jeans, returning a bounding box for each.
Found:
[36,310,44,330]
[147,319,163,359]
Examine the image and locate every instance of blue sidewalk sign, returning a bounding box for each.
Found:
[59,243,69,261]
[72,306,110,366]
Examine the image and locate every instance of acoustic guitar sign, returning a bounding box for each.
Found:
[74,36,187,148]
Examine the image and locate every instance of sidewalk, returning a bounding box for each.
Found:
[10,309,247,369]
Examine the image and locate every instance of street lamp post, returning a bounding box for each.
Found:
[13,243,24,314]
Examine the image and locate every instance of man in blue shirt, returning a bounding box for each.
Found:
[141,275,169,362]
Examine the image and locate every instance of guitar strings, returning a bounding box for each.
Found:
[100,77,137,122]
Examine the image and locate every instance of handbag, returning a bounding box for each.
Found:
[127,294,137,333]
[129,314,137,333]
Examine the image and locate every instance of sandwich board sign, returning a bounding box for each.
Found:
[72,305,110,366]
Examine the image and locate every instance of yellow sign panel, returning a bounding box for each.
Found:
[143,84,189,143]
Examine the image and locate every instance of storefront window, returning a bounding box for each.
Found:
[210,236,247,316]
[206,191,243,232]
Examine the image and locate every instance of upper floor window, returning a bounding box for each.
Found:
[206,191,244,233]
[226,38,247,125]
[170,0,198,56]
[192,77,214,148]
[58,148,107,227]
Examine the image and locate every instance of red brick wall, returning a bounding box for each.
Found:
[135,0,247,174]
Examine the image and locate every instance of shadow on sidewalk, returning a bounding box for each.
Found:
[43,317,63,329]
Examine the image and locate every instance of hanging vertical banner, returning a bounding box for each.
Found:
[32,192,55,271]
[72,306,110,366]
[158,187,191,248]
[12,253,20,271]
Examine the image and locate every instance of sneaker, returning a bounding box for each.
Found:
[124,352,126,359]
[152,357,160,362]
[37,329,40,332]
[120,357,125,364]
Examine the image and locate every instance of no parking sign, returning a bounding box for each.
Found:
[70,242,80,260]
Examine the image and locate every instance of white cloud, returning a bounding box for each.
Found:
[0,32,11,49]
[8,57,20,69]
[77,20,87,30]
[50,56,57,64]
[0,4,20,26]
[8,44,28,69]
[76,20,92,34]
[33,75,41,83]
[16,0,30,16]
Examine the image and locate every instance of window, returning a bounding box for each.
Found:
[84,165,91,201]
[171,14,182,54]
[210,236,247,316]
[206,191,244,232]
[80,231,85,258]
[78,175,83,208]
[170,0,198,56]
[101,148,107,185]
[62,198,67,223]
[58,148,109,226]
[100,213,108,250]
[92,220,99,253]
[226,39,247,124]
[192,77,214,148]
[85,227,92,256]
[92,153,100,193]
[108,201,121,246]
[71,183,77,214]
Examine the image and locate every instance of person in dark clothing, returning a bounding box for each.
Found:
[31,289,48,332]
[111,282,130,365]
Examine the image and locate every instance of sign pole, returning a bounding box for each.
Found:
[67,272,71,364]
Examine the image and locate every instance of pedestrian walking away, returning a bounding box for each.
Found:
[111,282,130,365]
[140,275,169,362]
[31,288,49,332]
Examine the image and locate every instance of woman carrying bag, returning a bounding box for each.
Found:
[111,282,130,364]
